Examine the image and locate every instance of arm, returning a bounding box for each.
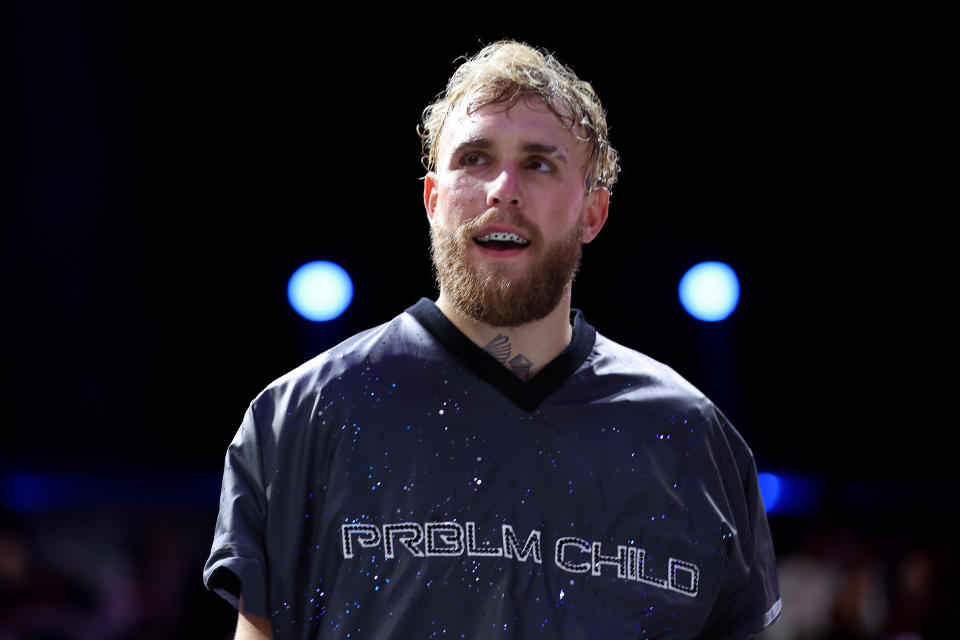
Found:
[204,404,273,636]
[235,610,273,640]
[703,408,782,637]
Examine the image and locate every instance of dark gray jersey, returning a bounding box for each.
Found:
[204,299,780,639]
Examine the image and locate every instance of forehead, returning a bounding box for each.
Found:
[437,96,589,167]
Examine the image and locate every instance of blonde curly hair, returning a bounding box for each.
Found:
[419,40,620,194]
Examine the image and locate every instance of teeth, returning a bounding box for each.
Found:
[476,232,530,245]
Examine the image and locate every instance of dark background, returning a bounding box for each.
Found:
[4,3,954,638]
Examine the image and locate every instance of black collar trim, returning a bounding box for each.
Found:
[405,298,597,412]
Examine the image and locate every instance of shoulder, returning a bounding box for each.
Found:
[595,333,702,390]
[248,307,433,415]
[585,331,709,407]
[582,331,754,458]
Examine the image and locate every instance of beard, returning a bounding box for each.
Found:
[430,208,584,327]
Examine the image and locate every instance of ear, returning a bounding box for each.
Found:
[580,187,610,244]
[423,172,440,221]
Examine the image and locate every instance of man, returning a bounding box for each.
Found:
[204,41,781,639]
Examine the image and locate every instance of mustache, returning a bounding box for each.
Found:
[456,208,542,243]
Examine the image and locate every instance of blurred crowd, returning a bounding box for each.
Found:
[759,518,958,640]
[0,506,234,640]
[1,504,957,639]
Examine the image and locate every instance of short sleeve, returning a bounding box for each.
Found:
[202,403,270,618]
[701,413,782,639]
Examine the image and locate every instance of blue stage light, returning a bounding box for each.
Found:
[757,472,824,516]
[678,261,740,321]
[757,472,782,512]
[287,260,354,321]
[1,471,223,512]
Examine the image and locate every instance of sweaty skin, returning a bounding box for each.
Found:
[424,97,609,379]
[236,596,273,639]
[236,613,273,639]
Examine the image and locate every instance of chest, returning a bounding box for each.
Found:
[264,391,735,637]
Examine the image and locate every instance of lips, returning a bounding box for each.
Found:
[474,231,530,246]
[472,225,531,251]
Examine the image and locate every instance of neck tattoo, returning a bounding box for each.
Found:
[483,334,534,381]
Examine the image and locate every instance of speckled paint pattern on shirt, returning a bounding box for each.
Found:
[204,299,780,639]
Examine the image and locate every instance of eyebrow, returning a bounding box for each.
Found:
[449,137,569,165]
[449,137,492,160]
[520,142,568,164]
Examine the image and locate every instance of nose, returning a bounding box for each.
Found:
[487,167,522,208]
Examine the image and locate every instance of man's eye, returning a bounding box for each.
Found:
[461,153,488,166]
[526,158,553,172]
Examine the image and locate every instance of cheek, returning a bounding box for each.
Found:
[546,189,584,221]
[439,176,484,210]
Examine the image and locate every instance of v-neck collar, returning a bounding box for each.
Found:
[405,298,596,412]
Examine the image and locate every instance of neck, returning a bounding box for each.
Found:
[435,291,574,381]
